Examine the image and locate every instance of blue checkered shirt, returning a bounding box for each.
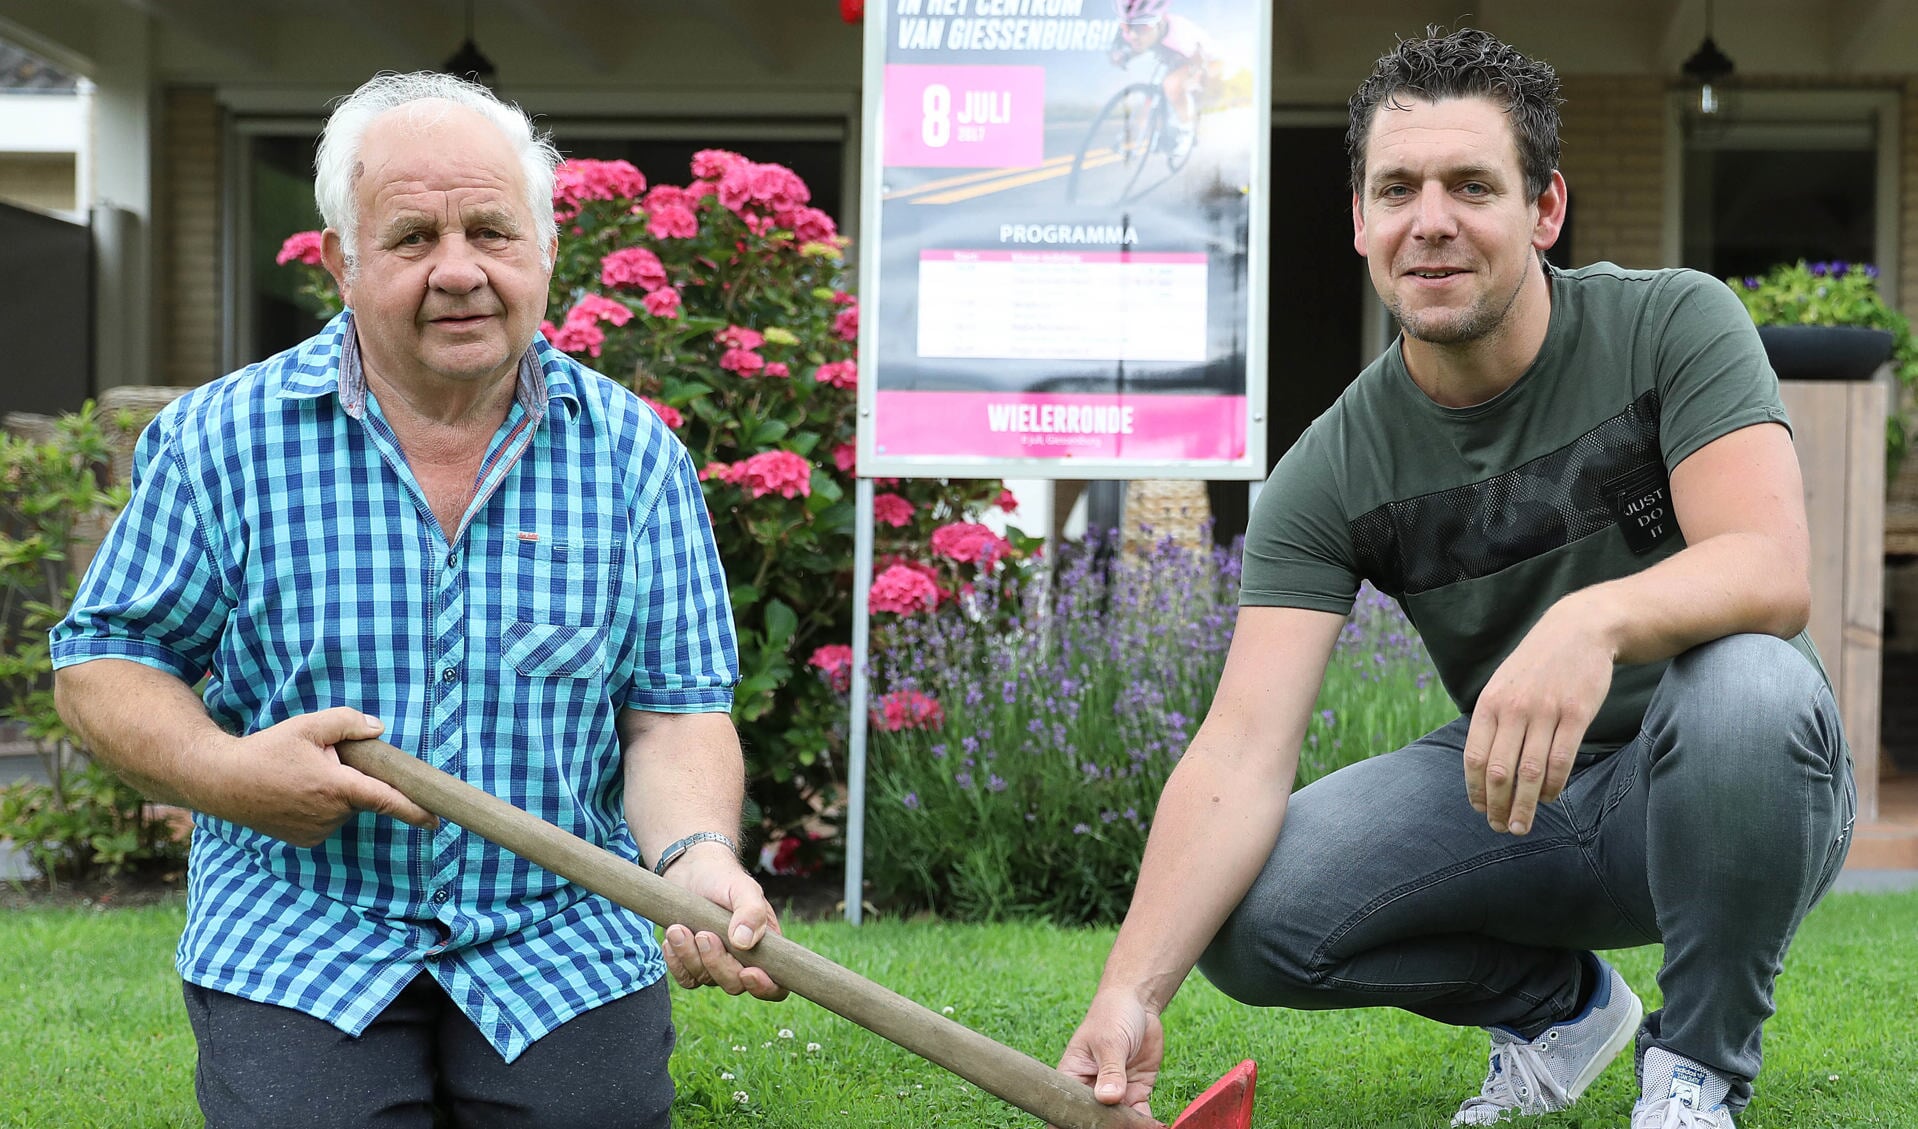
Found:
[52,312,738,1060]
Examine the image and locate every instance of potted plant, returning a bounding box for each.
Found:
[1728,260,1917,472]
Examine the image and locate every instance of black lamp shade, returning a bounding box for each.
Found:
[1682,36,1735,85]
[443,38,497,86]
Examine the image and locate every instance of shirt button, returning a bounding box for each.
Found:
[431,887,450,904]
[441,666,458,683]
[445,551,459,570]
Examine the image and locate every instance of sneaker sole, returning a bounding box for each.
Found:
[1567,986,1645,1102]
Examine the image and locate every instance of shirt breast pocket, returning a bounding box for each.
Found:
[501,537,619,679]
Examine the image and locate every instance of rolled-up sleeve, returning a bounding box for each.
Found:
[51,436,229,683]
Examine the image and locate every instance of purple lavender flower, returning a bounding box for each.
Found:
[902,792,920,810]
[1072,823,1091,835]
[954,772,973,789]
[987,774,1007,793]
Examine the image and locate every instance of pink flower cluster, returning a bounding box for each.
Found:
[872,493,915,528]
[871,689,943,732]
[693,148,841,247]
[719,348,765,376]
[553,159,647,221]
[571,293,633,327]
[930,522,1012,567]
[707,450,812,500]
[807,644,854,693]
[711,325,795,379]
[642,288,681,319]
[601,246,668,291]
[276,230,324,267]
[813,360,857,390]
[539,294,640,358]
[869,563,941,616]
[641,397,683,429]
[643,184,700,240]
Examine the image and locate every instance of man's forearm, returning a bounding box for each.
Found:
[53,658,234,808]
[1570,530,1810,666]
[619,710,748,867]
[1096,720,1295,1014]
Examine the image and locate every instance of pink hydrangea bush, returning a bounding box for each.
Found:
[278,151,1034,855]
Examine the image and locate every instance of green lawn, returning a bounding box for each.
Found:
[2,892,1913,1128]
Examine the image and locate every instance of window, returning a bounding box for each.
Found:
[1676,91,1898,299]
[227,117,847,369]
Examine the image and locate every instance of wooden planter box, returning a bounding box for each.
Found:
[1777,378,1887,827]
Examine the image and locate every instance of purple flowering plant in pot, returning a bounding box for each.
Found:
[278,153,1038,862]
[1728,260,1917,473]
[845,528,1452,925]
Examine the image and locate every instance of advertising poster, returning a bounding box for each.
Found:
[858,0,1270,479]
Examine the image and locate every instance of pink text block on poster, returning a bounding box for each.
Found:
[883,65,1046,169]
[873,391,1247,463]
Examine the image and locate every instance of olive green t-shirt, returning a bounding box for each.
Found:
[1244,262,1824,756]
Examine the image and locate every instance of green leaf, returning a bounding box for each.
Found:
[763,599,799,648]
[749,419,792,446]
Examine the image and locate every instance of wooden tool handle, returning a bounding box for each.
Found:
[337,739,1160,1129]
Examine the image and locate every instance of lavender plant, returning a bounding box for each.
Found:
[858,531,1454,924]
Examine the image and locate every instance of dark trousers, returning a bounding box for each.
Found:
[182,973,675,1129]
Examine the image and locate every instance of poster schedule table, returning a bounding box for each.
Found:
[915,249,1208,362]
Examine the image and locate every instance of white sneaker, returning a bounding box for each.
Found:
[1450,953,1644,1125]
[1630,1098,1735,1128]
[1632,1049,1737,1128]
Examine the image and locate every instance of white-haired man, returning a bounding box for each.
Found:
[52,72,776,1128]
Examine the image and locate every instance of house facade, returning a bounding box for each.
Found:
[1,0,1913,857]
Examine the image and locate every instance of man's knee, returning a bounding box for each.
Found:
[1194,886,1323,1008]
[1651,634,1833,748]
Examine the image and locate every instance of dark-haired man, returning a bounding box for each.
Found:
[1055,27,1852,1129]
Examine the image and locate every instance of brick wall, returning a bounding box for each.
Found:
[1556,76,1668,269]
[159,86,222,388]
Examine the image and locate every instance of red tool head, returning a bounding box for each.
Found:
[1169,1060,1256,1129]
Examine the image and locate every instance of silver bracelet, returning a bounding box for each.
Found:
[651,831,737,876]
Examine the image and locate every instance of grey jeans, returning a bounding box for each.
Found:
[183,972,675,1129]
[1197,634,1855,1113]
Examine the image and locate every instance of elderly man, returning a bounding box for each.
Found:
[52,72,776,1129]
[1056,27,1853,1129]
